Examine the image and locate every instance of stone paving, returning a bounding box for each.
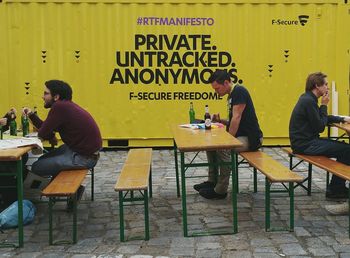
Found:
[1,147,350,258]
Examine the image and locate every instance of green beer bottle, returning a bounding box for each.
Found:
[22,113,29,136]
[189,102,195,124]
[9,113,17,136]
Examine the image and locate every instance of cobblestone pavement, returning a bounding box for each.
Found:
[1,147,350,258]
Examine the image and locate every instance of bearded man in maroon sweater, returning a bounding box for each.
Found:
[23,80,102,202]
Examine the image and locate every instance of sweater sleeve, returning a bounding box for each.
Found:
[28,113,44,129]
[327,115,345,124]
[36,104,64,140]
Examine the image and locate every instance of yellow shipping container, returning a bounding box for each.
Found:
[0,0,349,147]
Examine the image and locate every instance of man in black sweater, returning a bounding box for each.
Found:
[289,72,350,206]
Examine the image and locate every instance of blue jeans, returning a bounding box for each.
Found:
[299,139,350,189]
[32,144,99,177]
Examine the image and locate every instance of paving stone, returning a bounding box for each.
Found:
[16,252,42,258]
[116,245,140,254]
[253,253,281,258]
[195,249,221,258]
[2,148,350,257]
[294,227,311,237]
[279,243,307,256]
[222,251,252,258]
[308,246,336,256]
[250,238,273,247]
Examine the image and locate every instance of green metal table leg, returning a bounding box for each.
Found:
[119,191,125,242]
[149,165,153,198]
[174,141,180,197]
[307,163,312,196]
[231,150,238,233]
[326,171,330,189]
[235,153,239,193]
[253,168,257,193]
[131,191,134,199]
[289,155,293,170]
[289,182,294,232]
[265,178,270,231]
[180,152,188,237]
[16,160,24,247]
[90,168,94,201]
[49,197,54,245]
[144,189,150,240]
[72,194,78,244]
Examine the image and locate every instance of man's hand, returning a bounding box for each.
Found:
[48,136,58,146]
[212,113,221,123]
[22,107,32,116]
[321,91,330,105]
[0,118,7,126]
[7,108,16,116]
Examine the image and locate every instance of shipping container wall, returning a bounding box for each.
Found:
[0,0,349,146]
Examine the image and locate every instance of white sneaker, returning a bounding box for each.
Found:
[325,202,349,215]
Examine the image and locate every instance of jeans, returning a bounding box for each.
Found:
[299,139,350,190]
[206,136,250,194]
[31,144,99,177]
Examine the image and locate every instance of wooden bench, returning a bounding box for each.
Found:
[282,147,350,195]
[115,148,153,241]
[239,151,303,232]
[42,169,87,245]
[283,147,350,238]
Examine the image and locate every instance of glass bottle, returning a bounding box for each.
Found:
[9,113,17,136]
[22,113,29,136]
[189,102,195,124]
[204,105,211,130]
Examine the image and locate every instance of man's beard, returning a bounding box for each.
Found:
[44,99,55,109]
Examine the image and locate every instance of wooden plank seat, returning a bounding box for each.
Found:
[115,148,153,241]
[41,169,88,245]
[282,147,350,238]
[282,147,350,195]
[239,151,303,232]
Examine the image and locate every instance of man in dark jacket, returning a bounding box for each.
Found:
[289,72,350,205]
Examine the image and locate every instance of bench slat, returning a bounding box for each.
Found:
[282,147,350,181]
[42,170,88,197]
[125,148,152,165]
[240,151,303,183]
[115,148,152,191]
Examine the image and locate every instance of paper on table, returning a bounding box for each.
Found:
[0,138,43,153]
[179,123,224,129]
[339,115,350,120]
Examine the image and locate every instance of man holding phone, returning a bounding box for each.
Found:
[289,72,350,209]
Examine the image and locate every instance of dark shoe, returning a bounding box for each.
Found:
[67,185,85,211]
[193,181,215,192]
[326,186,348,199]
[199,188,227,199]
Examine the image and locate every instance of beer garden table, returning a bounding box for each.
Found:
[171,125,242,237]
[328,123,350,142]
[0,145,33,248]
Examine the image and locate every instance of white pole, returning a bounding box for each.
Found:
[331,81,338,137]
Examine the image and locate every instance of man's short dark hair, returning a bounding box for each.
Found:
[305,72,327,92]
[208,70,232,84]
[45,80,73,100]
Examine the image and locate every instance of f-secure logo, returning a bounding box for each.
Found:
[298,15,309,26]
[272,15,309,26]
